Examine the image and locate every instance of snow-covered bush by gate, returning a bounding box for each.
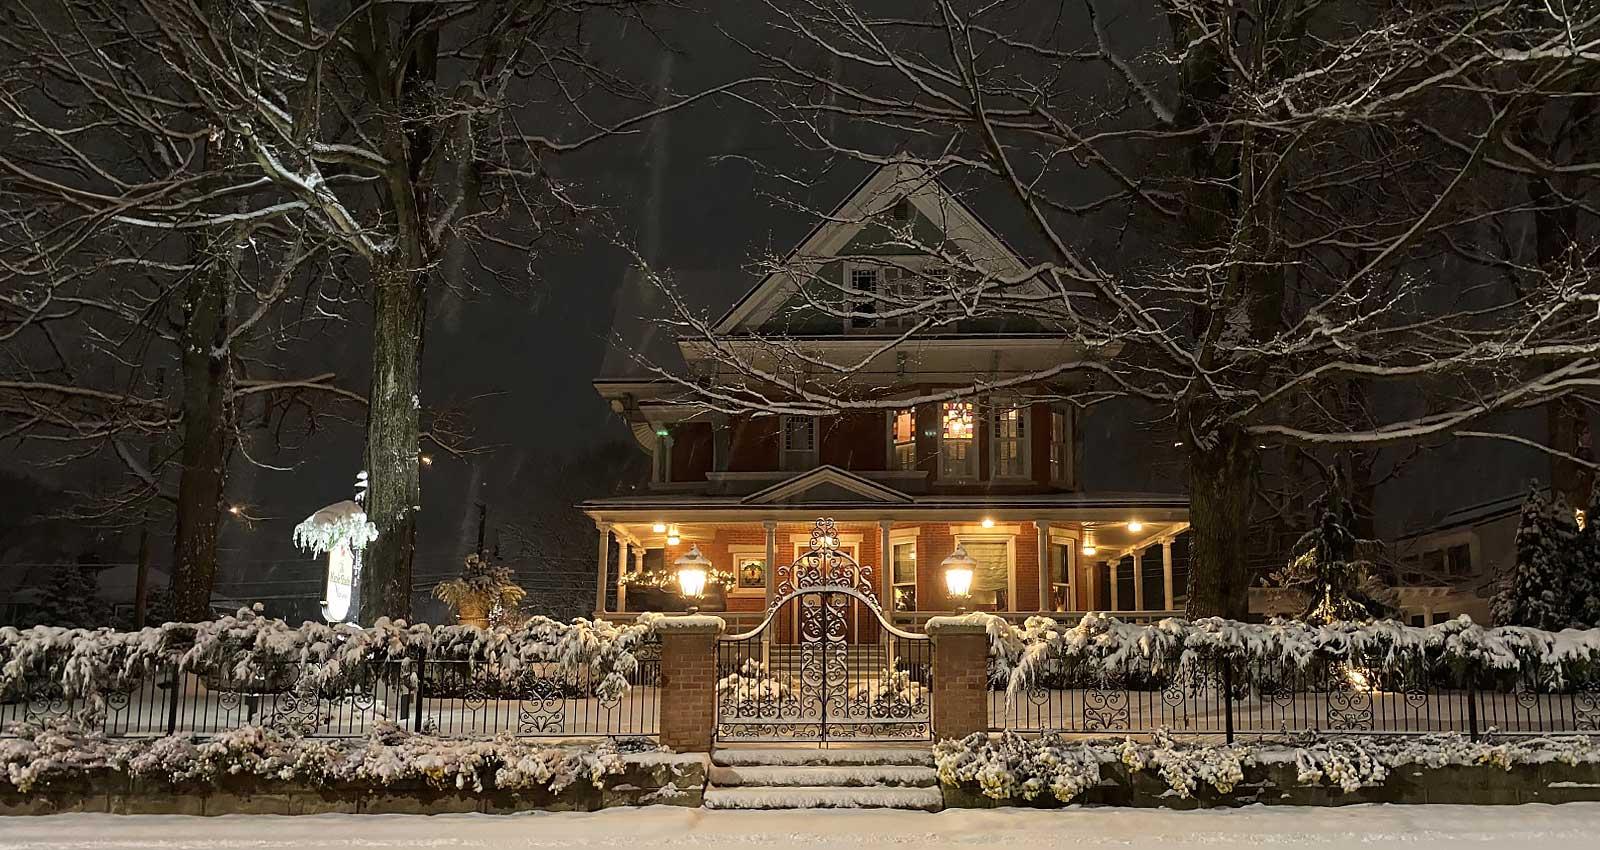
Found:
[0,605,662,706]
[0,718,634,794]
[934,731,1101,802]
[978,610,1600,701]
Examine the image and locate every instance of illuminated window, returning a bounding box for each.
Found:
[889,408,916,470]
[939,401,976,480]
[1048,541,1074,612]
[991,399,1029,478]
[892,541,917,611]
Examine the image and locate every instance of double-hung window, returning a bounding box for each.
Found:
[889,407,917,470]
[939,401,977,481]
[891,541,917,611]
[780,415,817,471]
[1049,408,1070,484]
[846,266,879,330]
[990,399,1029,479]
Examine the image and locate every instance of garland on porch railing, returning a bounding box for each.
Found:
[0,606,663,706]
[974,611,1600,695]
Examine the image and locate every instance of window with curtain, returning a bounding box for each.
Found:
[991,399,1028,478]
[940,401,976,480]
[1048,542,1073,612]
[960,540,1009,608]
[892,541,917,611]
[889,408,916,470]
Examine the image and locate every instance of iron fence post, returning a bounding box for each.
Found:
[1467,685,1480,742]
[1222,660,1235,744]
[413,650,426,733]
[164,664,180,735]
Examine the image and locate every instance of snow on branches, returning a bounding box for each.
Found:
[292,500,379,556]
[981,611,1600,699]
[0,606,663,705]
[0,718,635,795]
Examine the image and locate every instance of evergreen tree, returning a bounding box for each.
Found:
[1572,482,1600,627]
[1492,487,1583,629]
[1269,471,1395,624]
[28,564,111,628]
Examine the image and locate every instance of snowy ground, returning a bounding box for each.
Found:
[2,804,1600,849]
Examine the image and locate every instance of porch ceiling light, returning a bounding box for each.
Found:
[674,545,711,600]
[1127,520,1143,533]
[1082,532,1098,556]
[981,517,995,528]
[941,545,976,601]
[652,522,667,534]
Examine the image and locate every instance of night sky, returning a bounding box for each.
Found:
[2,1,1553,618]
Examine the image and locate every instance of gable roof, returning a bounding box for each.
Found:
[713,158,1047,335]
[742,466,915,506]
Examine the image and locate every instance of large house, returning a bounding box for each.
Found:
[583,162,1192,633]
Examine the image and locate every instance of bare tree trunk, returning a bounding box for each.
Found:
[171,233,232,621]
[359,265,425,623]
[1184,427,1256,619]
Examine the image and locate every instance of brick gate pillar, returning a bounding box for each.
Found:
[656,615,725,752]
[926,616,990,741]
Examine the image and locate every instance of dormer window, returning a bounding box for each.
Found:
[891,198,910,222]
[780,415,817,471]
[846,265,879,330]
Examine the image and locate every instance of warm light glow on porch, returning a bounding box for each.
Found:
[1127,520,1143,533]
[941,545,976,600]
[980,517,995,528]
[651,522,667,533]
[674,545,711,599]
[1082,531,1097,556]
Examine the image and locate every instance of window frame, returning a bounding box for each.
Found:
[844,263,881,331]
[952,531,1016,611]
[1047,529,1079,613]
[779,414,818,471]
[938,400,978,482]
[885,407,917,471]
[988,397,1031,480]
[726,547,768,597]
[890,537,918,613]
[1049,406,1072,485]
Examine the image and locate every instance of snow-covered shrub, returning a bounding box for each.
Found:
[1292,733,1600,792]
[934,731,1102,803]
[852,657,926,706]
[1119,729,1250,798]
[0,718,637,795]
[0,606,663,706]
[977,610,1600,703]
[717,659,791,702]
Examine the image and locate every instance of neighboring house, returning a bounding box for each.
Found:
[1388,493,1525,626]
[583,162,1192,633]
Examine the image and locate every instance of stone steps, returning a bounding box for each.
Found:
[706,747,942,810]
[703,785,944,811]
[709,764,937,788]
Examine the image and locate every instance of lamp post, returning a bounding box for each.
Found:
[941,544,976,614]
[675,544,711,615]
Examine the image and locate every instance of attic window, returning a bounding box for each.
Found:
[847,265,879,329]
[891,198,910,221]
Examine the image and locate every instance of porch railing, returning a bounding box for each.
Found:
[987,654,1600,741]
[1,639,662,740]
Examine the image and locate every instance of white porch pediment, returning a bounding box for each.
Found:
[742,466,914,505]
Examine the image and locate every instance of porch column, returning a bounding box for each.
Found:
[594,521,611,616]
[762,520,776,665]
[879,520,894,613]
[1162,540,1175,611]
[1035,521,1050,612]
[1108,559,1119,611]
[615,540,632,613]
[1132,549,1145,611]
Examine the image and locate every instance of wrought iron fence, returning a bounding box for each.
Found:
[0,640,661,740]
[988,655,1600,740]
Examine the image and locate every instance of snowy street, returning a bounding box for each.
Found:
[1,805,1598,849]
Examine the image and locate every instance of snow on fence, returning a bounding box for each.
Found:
[0,608,662,740]
[983,613,1600,740]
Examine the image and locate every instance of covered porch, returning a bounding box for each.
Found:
[585,503,1192,634]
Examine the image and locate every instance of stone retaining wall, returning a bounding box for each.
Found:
[0,754,706,816]
[942,759,1600,809]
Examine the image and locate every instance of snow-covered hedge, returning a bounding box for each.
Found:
[936,729,1600,803]
[0,606,662,705]
[983,612,1600,696]
[0,718,640,795]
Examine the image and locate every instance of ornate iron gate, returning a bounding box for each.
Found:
[715,519,932,743]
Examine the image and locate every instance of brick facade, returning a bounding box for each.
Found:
[657,622,721,752]
[927,620,989,740]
